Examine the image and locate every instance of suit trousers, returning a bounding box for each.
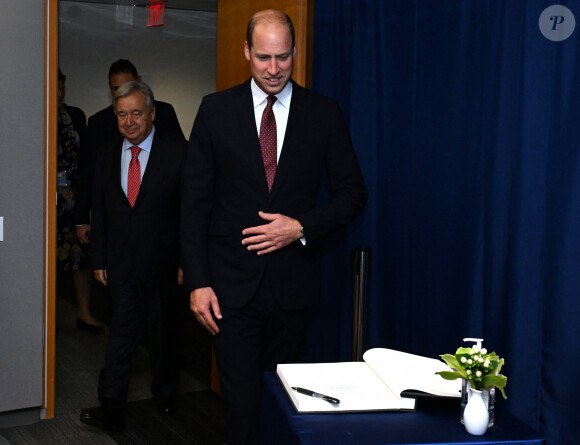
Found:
[213,276,311,445]
[98,277,182,412]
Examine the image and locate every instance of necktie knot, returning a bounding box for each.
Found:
[131,145,141,159]
[266,95,277,108]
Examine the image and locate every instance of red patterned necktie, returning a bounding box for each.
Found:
[260,95,277,191]
[127,146,141,207]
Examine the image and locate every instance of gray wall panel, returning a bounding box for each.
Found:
[0,0,46,413]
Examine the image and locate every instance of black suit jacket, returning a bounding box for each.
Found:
[181,79,368,310]
[91,128,187,287]
[75,100,184,225]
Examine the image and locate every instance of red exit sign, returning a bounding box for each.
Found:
[147,1,164,27]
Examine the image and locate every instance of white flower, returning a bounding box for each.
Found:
[466,370,472,375]
[480,348,487,354]
[476,370,482,377]
[469,349,475,355]
[472,344,481,352]
[461,357,467,363]
[484,361,490,368]
[467,359,473,365]
[479,357,484,363]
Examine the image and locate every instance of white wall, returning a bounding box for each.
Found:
[58,2,217,137]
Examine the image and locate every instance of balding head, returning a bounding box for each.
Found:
[246,9,295,51]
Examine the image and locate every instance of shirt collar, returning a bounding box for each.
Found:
[250,78,292,110]
[123,125,155,152]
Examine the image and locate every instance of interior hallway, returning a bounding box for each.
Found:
[0,273,226,444]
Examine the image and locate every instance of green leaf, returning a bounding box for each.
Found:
[483,374,508,399]
[438,354,468,379]
[439,354,464,372]
[435,370,463,380]
[455,347,473,355]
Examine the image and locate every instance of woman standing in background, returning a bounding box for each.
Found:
[57,68,101,333]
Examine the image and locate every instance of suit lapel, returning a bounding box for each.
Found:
[109,138,131,208]
[270,81,306,198]
[132,129,164,208]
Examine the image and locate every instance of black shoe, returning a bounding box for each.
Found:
[80,407,125,431]
[76,318,103,333]
[156,394,178,414]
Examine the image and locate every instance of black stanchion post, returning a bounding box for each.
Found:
[351,246,371,362]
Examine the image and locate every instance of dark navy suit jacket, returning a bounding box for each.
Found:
[76,101,184,225]
[181,79,368,310]
[91,129,186,287]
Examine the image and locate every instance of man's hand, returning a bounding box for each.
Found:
[190,287,222,335]
[178,268,184,285]
[241,211,302,255]
[76,225,91,244]
[94,269,107,286]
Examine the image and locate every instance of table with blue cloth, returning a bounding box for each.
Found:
[262,372,543,445]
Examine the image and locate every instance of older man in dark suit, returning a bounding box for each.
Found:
[80,81,186,431]
[75,59,184,245]
[181,9,368,444]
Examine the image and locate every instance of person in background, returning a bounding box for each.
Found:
[75,58,184,244]
[79,81,186,432]
[57,68,102,333]
[180,10,368,444]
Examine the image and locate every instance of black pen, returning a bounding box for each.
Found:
[291,386,340,404]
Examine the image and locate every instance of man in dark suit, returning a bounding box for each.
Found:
[181,9,368,444]
[80,81,186,431]
[75,59,184,244]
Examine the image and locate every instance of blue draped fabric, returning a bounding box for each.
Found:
[302,1,580,444]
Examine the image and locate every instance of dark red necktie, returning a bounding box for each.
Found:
[127,146,141,207]
[260,95,277,191]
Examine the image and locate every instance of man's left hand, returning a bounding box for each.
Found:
[242,211,302,255]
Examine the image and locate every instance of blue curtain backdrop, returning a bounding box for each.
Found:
[302,1,580,444]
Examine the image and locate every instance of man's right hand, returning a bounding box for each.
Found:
[190,287,222,335]
[76,225,91,244]
[94,269,107,286]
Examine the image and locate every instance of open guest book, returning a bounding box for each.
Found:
[276,348,462,413]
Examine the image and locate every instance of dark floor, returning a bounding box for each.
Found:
[0,272,226,444]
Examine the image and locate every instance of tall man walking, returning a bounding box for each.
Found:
[181,9,368,444]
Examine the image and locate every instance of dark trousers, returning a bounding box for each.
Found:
[213,278,311,445]
[98,278,182,413]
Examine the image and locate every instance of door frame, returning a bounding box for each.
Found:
[43,0,58,420]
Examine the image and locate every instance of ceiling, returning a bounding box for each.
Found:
[63,0,217,12]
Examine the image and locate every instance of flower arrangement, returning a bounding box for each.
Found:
[436,343,507,399]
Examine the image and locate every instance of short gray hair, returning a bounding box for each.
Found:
[113,81,155,114]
